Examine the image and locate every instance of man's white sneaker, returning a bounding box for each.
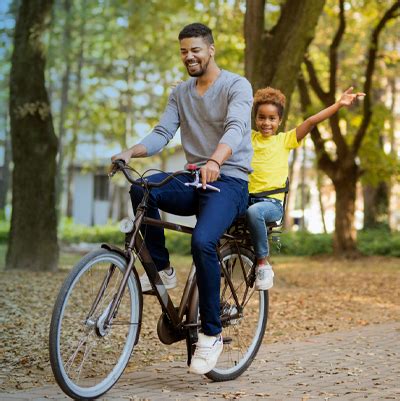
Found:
[140,268,177,292]
[189,333,223,375]
[255,264,274,291]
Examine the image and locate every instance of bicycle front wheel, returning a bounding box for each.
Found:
[49,249,142,400]
[204,246,268,381]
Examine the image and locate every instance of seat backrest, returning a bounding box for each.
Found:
[226,179,290,242]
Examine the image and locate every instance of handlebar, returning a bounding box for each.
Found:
[110,159,189,188]
[110,160,220,192]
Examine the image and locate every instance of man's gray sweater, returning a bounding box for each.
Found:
[140,70,253,181]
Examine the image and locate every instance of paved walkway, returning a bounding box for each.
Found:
[2,322,399,400]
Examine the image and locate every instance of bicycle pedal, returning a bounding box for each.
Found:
[223,337,232,344]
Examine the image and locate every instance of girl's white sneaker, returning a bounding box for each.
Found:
[255,264,274,290]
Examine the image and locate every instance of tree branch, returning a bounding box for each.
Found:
[297,73,336,178]
[325,0,348,159]
[303,56,330,104]
[302,0,348,157]
[329,0,345,98]
[353,1,400,155]
[303,58,348,157]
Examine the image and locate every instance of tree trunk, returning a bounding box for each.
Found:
[387,75,397,231]
[245,0,326,107]
[56,0,72,217]
[363,182,388,229]
[66,0,86,218]
[284,147,298,228]
[118,186,126,221]
[0,111,12,220]
[316,171,328,234]
[7,0,59,271]
[296,2,399,255]
[297,70,360,256]
[333,174,358,257]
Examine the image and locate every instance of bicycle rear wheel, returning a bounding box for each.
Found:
[188,246,268,381]
[49,249,142,400]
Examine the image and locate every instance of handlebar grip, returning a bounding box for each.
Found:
[186,164,199,171]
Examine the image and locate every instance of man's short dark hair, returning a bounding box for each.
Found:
[178,23,214,45]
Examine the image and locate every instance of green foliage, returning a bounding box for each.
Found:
[302,0,399,155]
[357,228,400,257]
[0,221,9,243]
[59,219,123,245]
[165,231,192,256]
[44,0,247,159]
[3,218,399,257]
[273,229,400,257]
[275,231,333,256]
[359,104,399,186]
[58,218,192,254]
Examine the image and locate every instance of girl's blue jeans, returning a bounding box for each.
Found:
[246,197,283,259]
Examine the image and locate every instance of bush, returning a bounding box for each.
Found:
[59,219,123,245]
[165,231,192,255]
[275,231,332,256]
[357,229,400,257]
[0,221,10,243]
[3,217,399,257]
[273,228,400,257]
[59,218,193,253]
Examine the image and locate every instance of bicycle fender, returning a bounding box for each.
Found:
[101,243,128,260]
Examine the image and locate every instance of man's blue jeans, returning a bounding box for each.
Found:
[246,198,283,259]
[130,172,248,336]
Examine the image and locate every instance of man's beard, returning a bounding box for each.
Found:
[186,55,211,77]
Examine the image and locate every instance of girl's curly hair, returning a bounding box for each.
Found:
[253,87,286,118]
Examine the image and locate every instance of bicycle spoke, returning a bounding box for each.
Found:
[50,250,141,399]
[205,247,268,381]
[76,336,95,383]
[64,332,91,375]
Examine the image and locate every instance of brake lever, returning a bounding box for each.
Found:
[108,159,125,178]
[108,166,118,178]
[184,170,220,192]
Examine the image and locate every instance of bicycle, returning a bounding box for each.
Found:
[49,160,271,400]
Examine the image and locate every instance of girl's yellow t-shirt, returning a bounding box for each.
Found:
[249,129,301,200]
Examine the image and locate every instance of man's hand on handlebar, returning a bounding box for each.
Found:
[109,158,221,192]
[111,149,133,165]
[200,160,220,190]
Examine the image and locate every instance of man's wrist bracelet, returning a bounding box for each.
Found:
[207,158,221,169]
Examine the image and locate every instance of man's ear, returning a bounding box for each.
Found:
[209,44,215,57]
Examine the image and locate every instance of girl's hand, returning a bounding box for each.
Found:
[338,87,366,107]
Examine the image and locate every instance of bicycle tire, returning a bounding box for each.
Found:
[49,249,142,400]
[188,245,268,381]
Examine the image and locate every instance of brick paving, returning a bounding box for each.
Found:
[1,322,399,400]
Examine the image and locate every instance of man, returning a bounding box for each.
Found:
[112,23,253,374]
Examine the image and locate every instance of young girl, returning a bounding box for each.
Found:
[247,86,365,290]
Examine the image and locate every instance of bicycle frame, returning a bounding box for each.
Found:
[89,162,255,342]
[50,162,274,399]
[98,211,248,339]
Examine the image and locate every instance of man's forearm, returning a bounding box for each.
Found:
[209,143,232,166]
[128,144,148,158]
[111,143,148,164]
